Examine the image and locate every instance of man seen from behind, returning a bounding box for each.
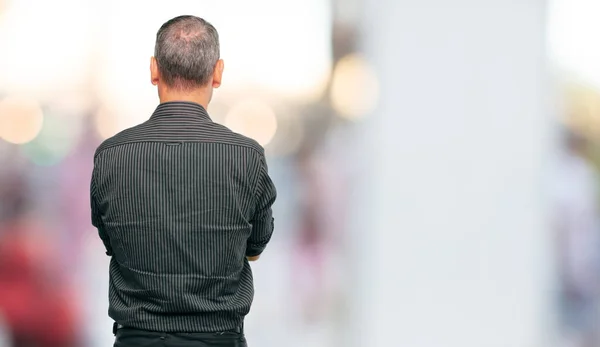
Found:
[90,15,277,347]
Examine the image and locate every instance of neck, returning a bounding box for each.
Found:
[158,85,212,109]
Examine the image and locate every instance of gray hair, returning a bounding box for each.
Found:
[154,15,220,90]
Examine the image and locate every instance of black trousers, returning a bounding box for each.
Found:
[113,327,247,347]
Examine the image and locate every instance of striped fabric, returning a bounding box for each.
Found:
[90,101,277,333]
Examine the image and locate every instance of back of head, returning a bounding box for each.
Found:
[154,15,220,91]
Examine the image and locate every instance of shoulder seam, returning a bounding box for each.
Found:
[94,140,264,158]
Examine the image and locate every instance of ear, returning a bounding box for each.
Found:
[150,57,160,86]
[212,59,224,88]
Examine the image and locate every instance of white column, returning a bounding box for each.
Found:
[351,2,555,347]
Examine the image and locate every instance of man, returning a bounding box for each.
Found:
[90,15,277,347]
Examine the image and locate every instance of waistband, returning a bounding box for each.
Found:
[112,322,243,336]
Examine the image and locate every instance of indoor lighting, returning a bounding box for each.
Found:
[330,54,379,121]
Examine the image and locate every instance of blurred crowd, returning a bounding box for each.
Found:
[554,83,600,347]
[554,130,600,347]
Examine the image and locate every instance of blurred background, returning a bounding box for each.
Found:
[0,0,598,346]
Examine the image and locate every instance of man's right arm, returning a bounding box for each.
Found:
[246,154,277,260]
[91,156,113,256]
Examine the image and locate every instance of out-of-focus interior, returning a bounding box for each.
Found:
[0,0,599,346]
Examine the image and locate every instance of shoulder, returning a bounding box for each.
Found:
[93,123,148,159]
[210,122,265,156]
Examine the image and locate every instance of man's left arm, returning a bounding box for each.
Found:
[91,162,113,256]
[246,154,277,260]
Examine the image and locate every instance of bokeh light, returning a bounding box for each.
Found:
[0,95,44,144]
[330,54,379,121]
[563,82,600,136]
[224,99,278,146]
[21,111,84,166]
